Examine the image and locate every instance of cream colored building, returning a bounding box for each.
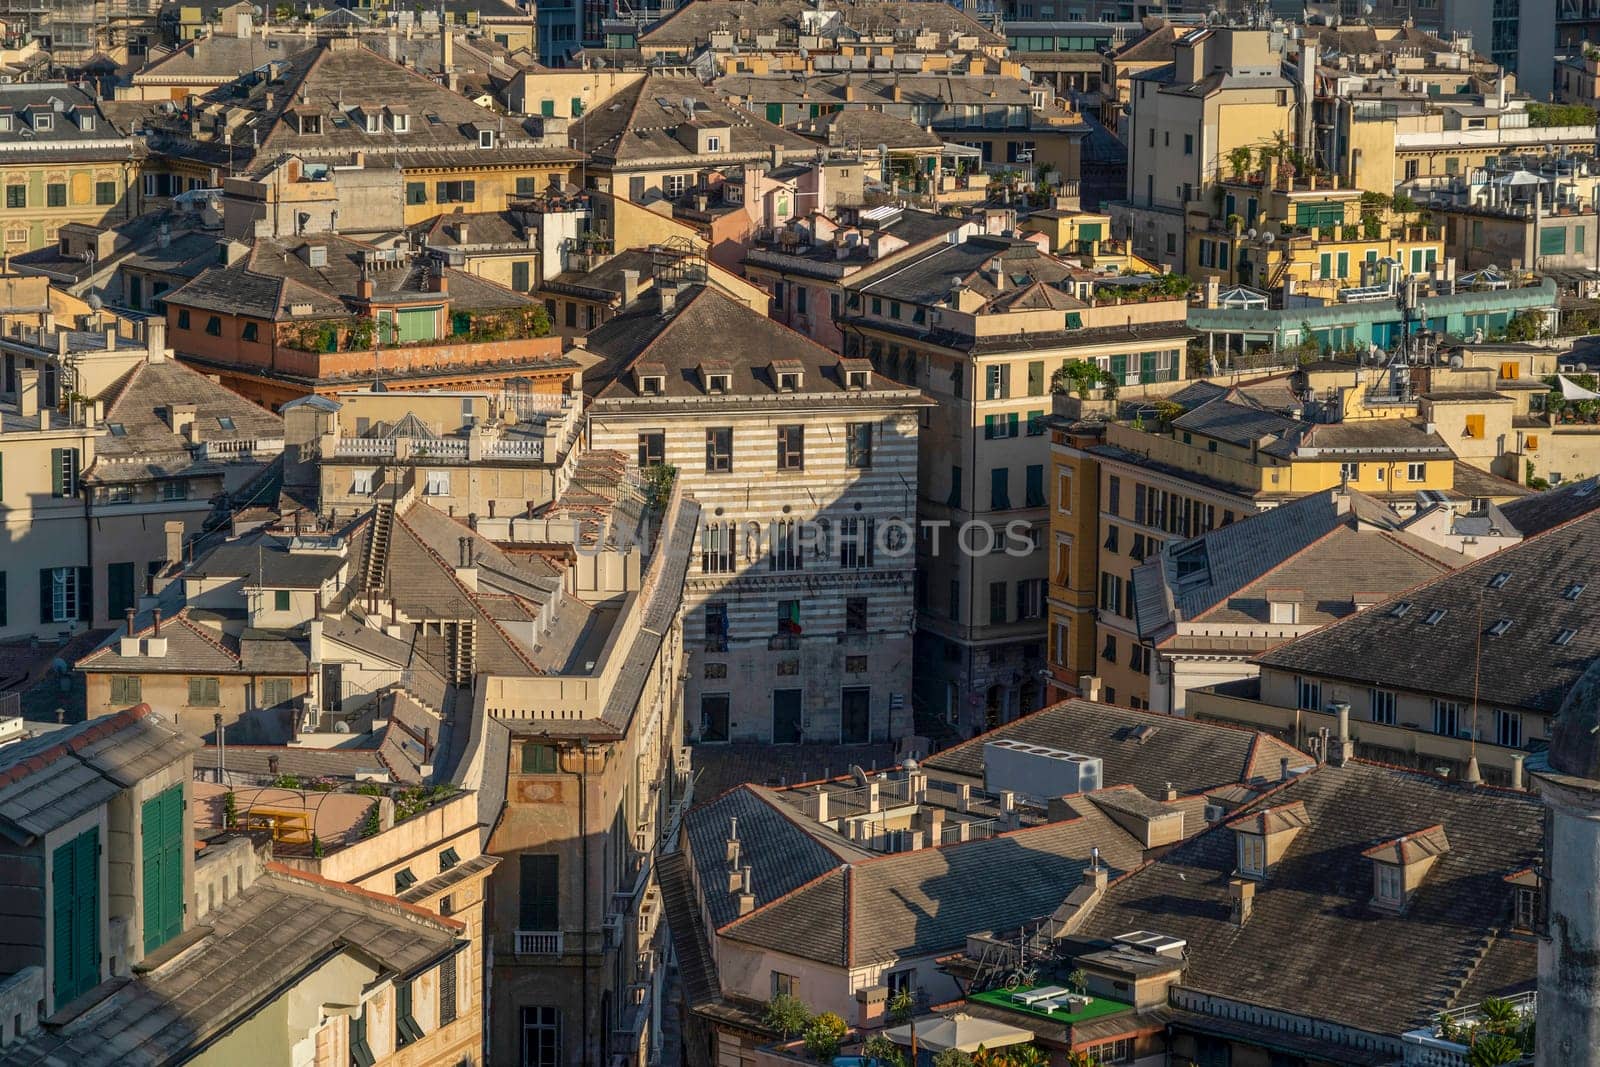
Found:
[1117,29,1296,272]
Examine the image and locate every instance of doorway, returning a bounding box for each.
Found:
[841,687,871,744]
[321,662,343,712]
[773,689,803,744]
[700,694,730,742]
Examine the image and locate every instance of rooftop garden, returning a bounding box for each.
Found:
[285,306,552,354]
[1419,995,1536,1066]
[968,985,1133,1027]
[1526,102,1598,129]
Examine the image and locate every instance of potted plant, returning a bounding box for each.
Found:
[762,994,811,1039]
[802,1012,848,1060]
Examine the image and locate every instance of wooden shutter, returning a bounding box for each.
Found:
[50,448,64,497]
[51,828,99,1007]
[518,854,559,930]
[141,786,184,953]
[77,566,91,621]
[39,568,53,623]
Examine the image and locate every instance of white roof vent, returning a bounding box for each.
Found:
[1114,930,1188,957]
[982,738,1102,800]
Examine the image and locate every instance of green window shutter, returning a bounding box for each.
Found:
[1140,351,1156,383]
[107,562,135,621]
[539,99,555,117]
[765,103,783,124]
[512,261,530,291]
[51,448,64,497]
[1320,252,1331,278]
[39,568,51,623]
[396,307,439,343]
[141,785,183,953]
[1110,354,1127,381]
[0,451,5,501]
[1077,222,1102,242]
[1540,227,1568,257]
[52,828,99,1007]
[1337,252,1349,279]
[76,566,91,622]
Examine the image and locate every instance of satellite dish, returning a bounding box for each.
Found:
[87,293,103,310]
[1263,233,1275,245]
[1247,228,1258,239]
[1450,353,1464,368]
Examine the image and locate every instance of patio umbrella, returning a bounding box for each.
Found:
[883,1013,1035,1053]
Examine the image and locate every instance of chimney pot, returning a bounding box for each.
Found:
[152,608,162,637]
[1230,877,1256,926]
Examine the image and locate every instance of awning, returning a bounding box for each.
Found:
[1558,374,1600,401]
[884,1013,1036,1053]
[940,143,984,158]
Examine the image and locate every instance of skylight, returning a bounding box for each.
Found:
[1422,608,1447,626]
[1487,619,1513,637]
[107,422,125,436]
[1564,582,1585,601]
[1556,628,1578,647]
[1488,571,1511,589]
[1388,601,1413,618]
[217,416,235,430]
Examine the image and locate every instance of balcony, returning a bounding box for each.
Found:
[514,930,563,955]
[1400,992,1535,1067]
[197,437,285,461]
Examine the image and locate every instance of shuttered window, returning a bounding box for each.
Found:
[51,827,99,1006]
[141,785,183,953]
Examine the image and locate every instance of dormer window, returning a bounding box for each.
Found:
[1375,862,1404,905]
[0,115,11,132]
[1237,832,1266,877]
[707,373,732,394]
[1363,824,1449,913]
[33,112,51,131]
[639,374,665,395]
[479,129,495,149]
[364,112,381,133]
[847,371,869,389]
[778,372,801,391]
[1227,801,1310,881]
[298,112,321,135]
[391,112,410,133]
[76,111,94,132]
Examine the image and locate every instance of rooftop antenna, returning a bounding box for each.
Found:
[1465,591,1484,784]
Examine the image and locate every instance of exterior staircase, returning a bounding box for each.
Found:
[445,619,477,685]
[363,501,394,595]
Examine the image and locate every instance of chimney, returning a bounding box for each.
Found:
[164,520,184,570]
[736,867,756,915]
[1329,701,1354,766]
[726,817,740,865]
[16,367,37,419]
[1510,752,1526,791]
[866,779,881,812]
[357,272,374,301]
[1229,878,1256,926]
[658,283,679,317]
[810,786,829,822]
[620,268,641,307]
[119,610,140,657]
[454,536,478,591]
[1083,853,1109,892]
[145,608,168,658]
[166,402,197,440]
[1163,781,1177,802]
[267,754,280,776]
[1280,757,1290,781]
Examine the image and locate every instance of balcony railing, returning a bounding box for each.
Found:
[334,438,396,457]
[484,438,545,461]
[514,930,563,955]
[198,437,285,460]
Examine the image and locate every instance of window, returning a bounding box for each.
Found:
[1370,688,1396,725]
[187,677,220,706]
[771,520,803,572]
[1027,409,1046,436]
[839,517,874,569]
[1017,578,1044,619]
[948,465,962,508]
[395,867,418,892]
[272,589,291,612]
[512,261,531,292]
[1237,832,1265,877]
[297,112,320,134]
[1051,619,1069,666]
[845,423,872,468]
[985,364,1009,400]
[204,315,222,336]
[991,467,1010,510]
[1375,862,1403,904]
[706,428,733,472]
[1183,133,1193,155]
[1057,470,1072,514]
[1099,571,1123,615]
[1104,524,1119,553]
[1495,709,1523,748]
[706,134,722,152]
[1423,608,1447,626]
[51,448,79,497]
[111,675,141,704]
[42,566,83,623]
[777,425,804,470]
[522,743,557,774]
[406,182,428,205]
[1295,675,1322,712]
[439,957,457,1024]
[95,181,116,205]
[664,174,687,197]
[637,431,665,468]
[1433,699,1464,737]
[885,968,915,996]
[1085,1039,1134,1065]
[989,581,1008,624]
[177,309,190,330]
[351,470,374,495]
[518,854,560,930]
[350,1008,376,1067]
[1107,475,1121,516]
[846,596,868,634]
[159,480,186,502]
[1054,540,1072,585]
[1025,464,1045,507]
[424,470,451,496]
[521,1006,562,1067]
[1027,360,1045,396]
[1564,582,1586,601]
[701,523,735,574]
[47,183,65,207]
[435,180,476,203]
[260,678,293,707]
[5,185,22,209]
[394,979,423,1046]
[1406,462,1426,482]
[772,972,799,998]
